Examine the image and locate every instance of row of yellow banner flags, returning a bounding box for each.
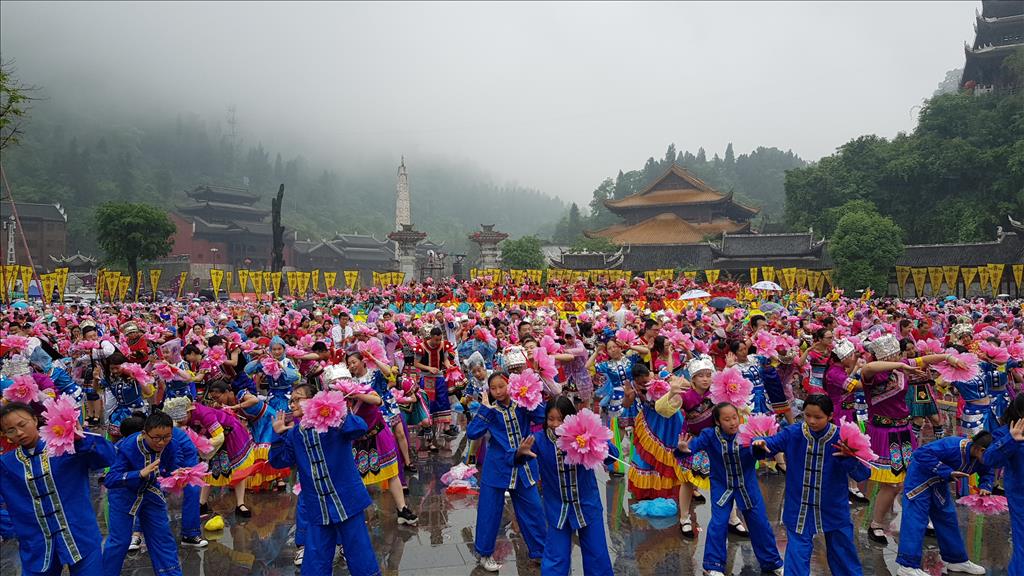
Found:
[0,265,71,304]
[895,264,1023,297]
[749,266,835,294]
[92,268,358,302]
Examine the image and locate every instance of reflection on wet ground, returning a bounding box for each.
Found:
[1,430,1012,575]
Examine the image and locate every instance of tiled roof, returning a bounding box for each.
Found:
[605,164,758,216]
[588,213,749,245]
[621,245,716,271]
[897,232,1022,267]
[185,184,261,205]
[0,201,67,222]
[716,233,820,257]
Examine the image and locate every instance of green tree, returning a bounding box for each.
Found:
[0,60,36,150]
[829,201,904,292]
[500,236,546,269]
[94,202,176,290]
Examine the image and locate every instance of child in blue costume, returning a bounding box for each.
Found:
[751,395,870,576]
[515,396,617,576]
[30,347,84,416]
[268,384,381,576]
[0,402,115,576]
[893,433,993,576]
[100,351,153,440]
[983,394,1024,576]
[161,397,209,549]
[466,371,547,573]
[675,402,784,576]
[244,335,299,413]
[102,411,183,576]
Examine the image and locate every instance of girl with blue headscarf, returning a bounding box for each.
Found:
[244,335,299,413]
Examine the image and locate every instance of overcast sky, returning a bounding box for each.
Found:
[1,1,979,204]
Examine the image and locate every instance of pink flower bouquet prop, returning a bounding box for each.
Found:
[555,408,612,471]
[299,390,348,433]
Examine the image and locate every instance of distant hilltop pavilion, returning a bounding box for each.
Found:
[960,0,1024,94]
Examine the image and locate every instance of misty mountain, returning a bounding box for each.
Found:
[1,98,565,254]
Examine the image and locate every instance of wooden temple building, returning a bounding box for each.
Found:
[961,0,1024,93]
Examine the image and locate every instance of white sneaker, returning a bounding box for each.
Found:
[705,571,726,576]
[771,569,784,576]
[128,534,143,551]
[334,545,343,564]
[945,560,986,575]
[480,556,501,572]
[293,547,304,566]
[896,567,929,576]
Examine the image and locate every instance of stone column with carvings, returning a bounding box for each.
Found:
[388,224,427,283]
[468,224,509,270]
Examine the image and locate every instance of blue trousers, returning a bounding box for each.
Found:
[1010,496,1024,576]
[102,500,182,576]
[180,485,201,539]
[295,498,307,547]
[302,514,380,576]
[474,483,546,559]
[784,524,861,576]
[540,521,613,576]
[896,488,968,569]
[703,498,783,573]
[26,547,101,576]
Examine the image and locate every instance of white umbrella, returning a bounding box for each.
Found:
[680,289,711,300]
[751,280,783,292]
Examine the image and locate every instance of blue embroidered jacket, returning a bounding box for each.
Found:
[268,413,371,525]
[756,423,870,535]
[984,425,1023,510]
[0,433,114,573]
[466,400,545,489]
[104,433,180,514]
[678,427,764,510]
[525,430,618,530]
[904,436,994,500]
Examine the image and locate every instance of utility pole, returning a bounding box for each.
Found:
[271,184,285,272]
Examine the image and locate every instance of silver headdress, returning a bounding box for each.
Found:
[686,356,715,376]
[833,338,857,361]
[321,363,353,385]
[869,334,900,360]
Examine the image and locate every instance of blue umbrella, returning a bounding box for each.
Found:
[944,295,957,301]
[708,297,737,310]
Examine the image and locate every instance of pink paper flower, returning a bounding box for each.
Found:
[508,369,543,410]
[151,362,181,381]
[40,395,80,457]
[615,329,638,346]
[261,356,283,379]
[1,335,31,353]
[285,346,308,359]
[207,345,227,366]
[838,417,878,462]
[356,339,387,368]
[445,366,465,386]
[532,348,557,380]
[540,335,561,355]
[978,341,1010,364]
[710,367,753,405]
[555,408,612,471]
[933,351,980,382]
[72,340,100,353]
[120,363,153,386]
[1009,342,1024,360]
[292,482,302,495]
[476,326,497,347]
[299,390,348,433]
[754,331,777,357]
[157,462,209,494]
[646,379,670,402]
[440,463,479,485]
[956,494,1008,516]
[331,379,374,398]
[186,428,214,454]
[297,334,315,349]
[738,413,780,447]
[3,374,40,404]
[915,338,944,355]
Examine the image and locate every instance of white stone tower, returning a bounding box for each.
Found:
[395,156,411,231]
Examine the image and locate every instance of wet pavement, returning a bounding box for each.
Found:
[1,429,1014,575]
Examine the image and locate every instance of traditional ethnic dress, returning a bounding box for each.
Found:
[905,361,939,419]
[864,362,918,483]
[0,433,115,576]
[735,355,788,416]
[949,371,992,437]
[103,375,149,438]
[982,358,1020,421]
[351,392,400,486]
[234,389,289,488]
[244,356,299,413]
[530,429,616,576]
[414,339,455,427]
[188,403,258,487]
[756,423,871,576]
[824,363,859,426]
[628,390,685,501]
[594,354,638,475]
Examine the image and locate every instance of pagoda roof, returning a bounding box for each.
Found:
[50,252,97,265]
[178,201,270,219]
[192,216,274,236]
[897,231,1022,268]
[712,232,824,257]
[0,201,67,222]
[186,184,262,206]
[548,248,626,270]
[982,0,1024,19]
[586,212,749,245]
[604,164,759,217]
[975,11,1024,50]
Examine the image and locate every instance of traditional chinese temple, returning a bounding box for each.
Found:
[169,184,294,274]
[292,233,446,287]
[961,0,1024,93]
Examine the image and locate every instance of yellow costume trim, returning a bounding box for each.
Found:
[627,466,681,490]
[632,410,685,482]
[869,465,905,485]
[683,469,711,491]
[206,448,258,487]
[361,460,399,486]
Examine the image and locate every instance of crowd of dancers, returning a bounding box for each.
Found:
[0,276,1021,576]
